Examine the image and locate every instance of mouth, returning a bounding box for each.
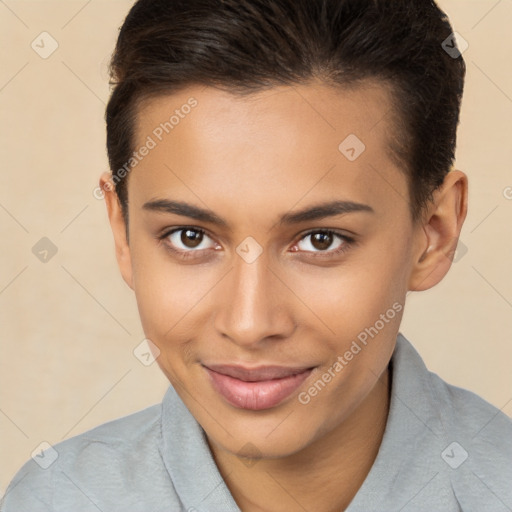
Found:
[203,364,315,411]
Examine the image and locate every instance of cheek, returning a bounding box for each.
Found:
[129,240,186,337]
[290,244,407,339]
[131,263,206,383]
[129,240,221,349]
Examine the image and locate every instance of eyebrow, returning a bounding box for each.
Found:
[142,199,375,228]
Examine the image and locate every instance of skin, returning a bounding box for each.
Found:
[100,80,468,511]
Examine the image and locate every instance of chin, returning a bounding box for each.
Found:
[209,410,324,459]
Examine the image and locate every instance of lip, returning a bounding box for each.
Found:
[203,364,314,410]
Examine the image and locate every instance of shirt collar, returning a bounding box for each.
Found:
[159,382,240,510]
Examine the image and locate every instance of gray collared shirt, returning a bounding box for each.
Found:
[2,333,511,511]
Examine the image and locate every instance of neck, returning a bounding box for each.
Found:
[208,365,391,512]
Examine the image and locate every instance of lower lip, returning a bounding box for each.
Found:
[204,367,313,410]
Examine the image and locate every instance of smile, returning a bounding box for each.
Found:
[203,364,314,410]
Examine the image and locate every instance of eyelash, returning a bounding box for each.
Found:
[158,226,356,261]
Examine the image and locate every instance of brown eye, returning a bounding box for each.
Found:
[310,232,333,251]
[296,230,346,253]
[165,228,217,252]
[181,229,203,248]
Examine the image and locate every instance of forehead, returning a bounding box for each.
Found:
[129,81,409,223]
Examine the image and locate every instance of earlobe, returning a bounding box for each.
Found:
[408,170,468,292]
[99,172,134,291]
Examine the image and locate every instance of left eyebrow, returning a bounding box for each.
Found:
[142,198,374,229]
[278,200,375,225]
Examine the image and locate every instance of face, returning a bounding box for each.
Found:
[110,81,427,458]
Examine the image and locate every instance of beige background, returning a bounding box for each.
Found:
[1,0,511,495]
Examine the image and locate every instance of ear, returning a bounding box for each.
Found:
[408,169,468,292]
[99,172,134,290]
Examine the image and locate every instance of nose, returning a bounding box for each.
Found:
[213,251,296,348]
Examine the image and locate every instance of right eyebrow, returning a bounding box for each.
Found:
[142,199,229,228]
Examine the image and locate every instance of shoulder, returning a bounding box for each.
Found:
[56,401,163,467]
[431,372,512,509]
[382,334,512,511]
[414,346,512,508]
[395,333,512,450]
[1,403,173,511]
[427,364,512,450]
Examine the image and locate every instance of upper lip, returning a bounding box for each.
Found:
[203,364,313,382]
